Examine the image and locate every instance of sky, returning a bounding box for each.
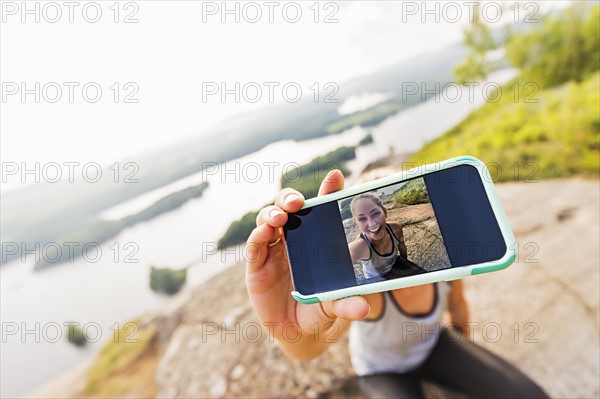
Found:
[0,1,572,192]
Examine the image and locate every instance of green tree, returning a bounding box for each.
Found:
[454,3,498,84]
[506,4,599,88]
[281,146,356,199]
[66,324,87,347]
[149,266,187,295]
[217,210,260,250]
[359,132,374,146]
[390,178,430,205]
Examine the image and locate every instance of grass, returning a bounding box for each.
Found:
[81,320,159,398]
[408,73,600,181]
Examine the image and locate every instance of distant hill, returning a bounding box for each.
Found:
[1,43,468,265]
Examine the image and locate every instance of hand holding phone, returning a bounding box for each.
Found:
[245,170,369,359]
[283,156,516,304]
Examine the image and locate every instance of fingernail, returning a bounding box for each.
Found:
[326,169,339,177]
[269,209,283,219]
[284,194,300,204]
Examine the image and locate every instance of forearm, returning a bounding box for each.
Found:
[399,241,408,259]
[448,295,470,336]
[449,306,470,334]
[274,318,350,361]
[276,335,331,361]
[392,223,408,258]
[448,280,470,336]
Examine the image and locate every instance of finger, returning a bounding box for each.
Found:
[275,188,305,213]
[256,205,288,228]
[322,296,369,321]
[318,169,345,196]
[246,223,275,274]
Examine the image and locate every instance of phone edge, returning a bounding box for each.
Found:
[289,155,518,304]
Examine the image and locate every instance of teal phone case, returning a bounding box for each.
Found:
[288,156,517,304]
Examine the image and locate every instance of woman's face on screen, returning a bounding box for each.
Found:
[353,198,387,241]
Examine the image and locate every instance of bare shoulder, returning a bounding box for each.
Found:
[388,222,404,237]
[349,237,369,262]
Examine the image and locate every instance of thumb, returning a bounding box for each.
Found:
[318,169,345,196]
[323,296,370,321]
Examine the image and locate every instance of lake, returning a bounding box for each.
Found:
[0,69,514,397]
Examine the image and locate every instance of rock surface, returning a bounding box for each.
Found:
[155,178,600,398]
[388,203,451,271]
[344,202,451,281]
[155,264,355,398]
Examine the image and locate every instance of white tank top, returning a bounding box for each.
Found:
[359,224,401,279]
[348,282,450,375]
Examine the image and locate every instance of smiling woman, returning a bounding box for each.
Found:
[342,177,452,284]
[347,192,421,283]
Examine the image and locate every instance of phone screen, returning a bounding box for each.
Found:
[283,164,506,296]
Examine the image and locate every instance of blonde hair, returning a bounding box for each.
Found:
[350,193,387,219]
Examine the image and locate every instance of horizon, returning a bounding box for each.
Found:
[1,1,572,194]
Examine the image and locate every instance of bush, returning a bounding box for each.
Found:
[66,324,87,347]
[359,133,374,146]
[281,146,356,199]
[149,266,187,295]
[217,210,260,250]
[339,197,353,220]
[390,178,430,205]
[506,4,600,89]
[83,320,157,396]
[217,146,359,250]
[408,73,600,181]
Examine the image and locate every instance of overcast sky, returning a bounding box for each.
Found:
[1,1,571,192]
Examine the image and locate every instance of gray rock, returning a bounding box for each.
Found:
[155,178,600,399]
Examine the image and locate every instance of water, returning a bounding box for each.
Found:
[0,127,369,398]
[0,70,514,397]
[346,69,516,179]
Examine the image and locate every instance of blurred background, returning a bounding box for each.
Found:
[1,1,598,398]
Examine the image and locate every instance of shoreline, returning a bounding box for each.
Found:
[22,259,238,399]
[23,171,600,397]
[22,153,399,398]
[25,358,93,399]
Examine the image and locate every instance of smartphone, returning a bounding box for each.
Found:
[283,156,516,304]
